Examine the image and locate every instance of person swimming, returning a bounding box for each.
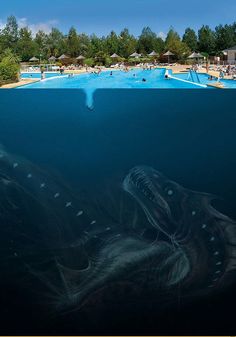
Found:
[142,78,146,82]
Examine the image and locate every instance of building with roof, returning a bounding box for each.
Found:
[223,46,236,64]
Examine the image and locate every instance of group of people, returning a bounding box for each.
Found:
[208,64,236,80]
[191,64,202,72]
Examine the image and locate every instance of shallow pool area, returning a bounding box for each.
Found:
[173,72,236,88]
[21,72,63,79]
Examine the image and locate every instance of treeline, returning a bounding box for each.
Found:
[0,16,236,63]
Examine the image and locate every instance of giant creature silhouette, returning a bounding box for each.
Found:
[1,145,236,314]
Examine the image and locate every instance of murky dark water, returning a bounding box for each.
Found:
[0,89,235,335]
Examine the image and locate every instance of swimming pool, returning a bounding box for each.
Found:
[19,69,205,89]
[19,68,236,89]
[21,72,63,79]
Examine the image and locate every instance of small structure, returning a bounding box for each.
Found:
[130,52,141,58]
[110,53,120,58]
[58,54,71,65]
[29,56,39,62]
[76,55,85,65]
[58,54,69,60]
[163,51,175,64]
[48,56,57,62]
[223,46,236,65]
[188,52,204,63]
[76,55,85,60]
[148,51,158,57]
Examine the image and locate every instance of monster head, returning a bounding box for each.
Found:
[123,166,188,240]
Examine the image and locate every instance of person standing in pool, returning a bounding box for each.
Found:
[40,67,45,80]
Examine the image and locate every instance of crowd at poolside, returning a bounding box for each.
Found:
[25,61,236,82]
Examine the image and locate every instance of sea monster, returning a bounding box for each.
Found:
[1,146,236,313]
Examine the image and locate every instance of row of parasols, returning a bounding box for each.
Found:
[29,55,86,62]
[29,51,204,63]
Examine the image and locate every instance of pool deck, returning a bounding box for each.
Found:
[1,78,40,88]
[164,64,222,78]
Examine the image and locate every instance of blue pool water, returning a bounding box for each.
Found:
[20,69,204,89]
[20,69,236,90]
[21,72,63,79]
[174,72,236,88]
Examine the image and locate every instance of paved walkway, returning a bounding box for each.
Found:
[1,78,39,88]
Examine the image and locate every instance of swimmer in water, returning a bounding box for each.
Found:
[142,78,146,82]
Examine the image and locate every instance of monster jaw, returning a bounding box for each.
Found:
[123,166,177,240]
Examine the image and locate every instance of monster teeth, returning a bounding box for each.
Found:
[129,169,157,203]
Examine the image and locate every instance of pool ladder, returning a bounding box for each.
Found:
[187,70,201,84]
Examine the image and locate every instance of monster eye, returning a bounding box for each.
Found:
[164,186,174,196]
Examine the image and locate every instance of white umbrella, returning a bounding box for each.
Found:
[188,52,204,59]
[130,52,141,58]
[48,56,56,61]
[110,53,120,58]
[76,55,85,60]
[58,54,69,60]
[29,56,39,62]
[188,52,204,64]
[148,51,158,57]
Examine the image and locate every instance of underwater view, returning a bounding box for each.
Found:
[0,89,236,335]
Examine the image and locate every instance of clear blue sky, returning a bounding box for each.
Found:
[1,0,236,37]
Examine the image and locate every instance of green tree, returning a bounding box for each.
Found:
[35,30,48,59]
[182,28,198,51]
[138,27,164,54]
[198,25,216,55]
[0,49,20,82]
[118,28,137,58]
[1,16,19,52]
[165,27,190,59]
[67,27,79,57]
[17,27,36,61]
[165,27,180,46]
[105,31,119,55]
[215,23,236,52]
[94,50,109,65]
[88,34,107,57]
[47,28,66,57]
[77,33,90,56]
